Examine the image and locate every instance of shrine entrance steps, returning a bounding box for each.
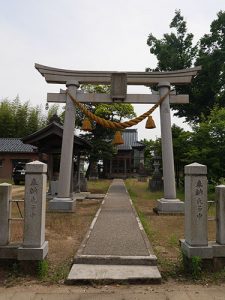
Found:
[66,179,161,284]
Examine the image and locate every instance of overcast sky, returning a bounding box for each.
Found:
[0,0,224,140]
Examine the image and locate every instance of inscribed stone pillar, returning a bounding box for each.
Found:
[184,163,208,246]
[0,183,12,245]
[216,185,225,245]
[18,161,48,260]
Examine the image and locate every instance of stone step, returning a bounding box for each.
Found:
[66,264,161,284]
[74,254,157,266]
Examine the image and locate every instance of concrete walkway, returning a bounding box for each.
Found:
[67,179,161,283]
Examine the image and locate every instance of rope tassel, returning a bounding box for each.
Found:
[81,118,92,131]
[112,131,124,145]
[145,115,156,129]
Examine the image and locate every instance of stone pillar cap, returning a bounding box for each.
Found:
[157,81,171,88]
[66,80,79,87]
[26,161,47,173]
[185,162,207,175]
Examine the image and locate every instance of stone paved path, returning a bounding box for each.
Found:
[67,179,161,283]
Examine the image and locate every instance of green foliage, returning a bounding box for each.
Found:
[37,260,49,279]
[47,104,61,123]
[147,10,197,72]
[147,10,225,123]
[0,96,46,138]
[79,85,136,172]
[168,234,179,247]
[47,262,70,283]
[181,252,202,280]
[144,106,225,184]
[188,106,225,181]
[172,124,193,187]
[141,138,161,174]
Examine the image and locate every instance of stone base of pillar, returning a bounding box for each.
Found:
[0,244,19,259]
[181,240,225,259]
[154,198,184,214]
[18,241,48,260]
[48,197,76,212]
[180,240,213,259]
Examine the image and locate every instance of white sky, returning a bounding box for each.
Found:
[0,0,224,140]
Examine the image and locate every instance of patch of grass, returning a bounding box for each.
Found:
[181,252,202,280]
[138,211,155,240]
[47,261,71,284]
[125,178,218,282]
[87,179,111,194]
[0,179,13,184]
[126,178,164,202]
[168,233,179,248]
[37,260,49,280]
[126,179,156,236]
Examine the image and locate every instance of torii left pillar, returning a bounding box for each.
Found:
[48,80,79,212]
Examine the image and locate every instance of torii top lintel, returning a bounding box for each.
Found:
[35,63,201,85]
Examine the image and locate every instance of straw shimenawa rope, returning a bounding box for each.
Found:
[67,90,170,130]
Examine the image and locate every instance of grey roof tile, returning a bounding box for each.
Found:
[0,138,37,153]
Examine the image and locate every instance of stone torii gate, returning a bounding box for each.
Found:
[35,64,201,213]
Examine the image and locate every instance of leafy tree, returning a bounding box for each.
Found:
[0,99,15,137]
[0,96,46,138]
[142,125,192,186]
[47,104,61,124]
[141,138,161,174]
[193,11,225,119]
[78,85,136,177]
[147,10,197,72]
[187,106,225,182]
[171,124,192,186]
[146,10,225,123]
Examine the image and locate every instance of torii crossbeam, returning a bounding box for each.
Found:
[35,63,201,213]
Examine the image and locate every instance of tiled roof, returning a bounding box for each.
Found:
[117,129,145,150]
[0,138,37,153]
[22,121,92,149]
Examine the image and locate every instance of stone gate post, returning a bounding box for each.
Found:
[216,185,225,245]
[0,183,12,245]
[18,161,48,260]
[155,81,184,213]
[180,163,213,258]
[49,80,79,212]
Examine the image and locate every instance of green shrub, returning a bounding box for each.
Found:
[181,251,202,279]
[37,260,48,279]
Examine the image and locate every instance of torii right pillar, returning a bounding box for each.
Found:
[155,81,184,214]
